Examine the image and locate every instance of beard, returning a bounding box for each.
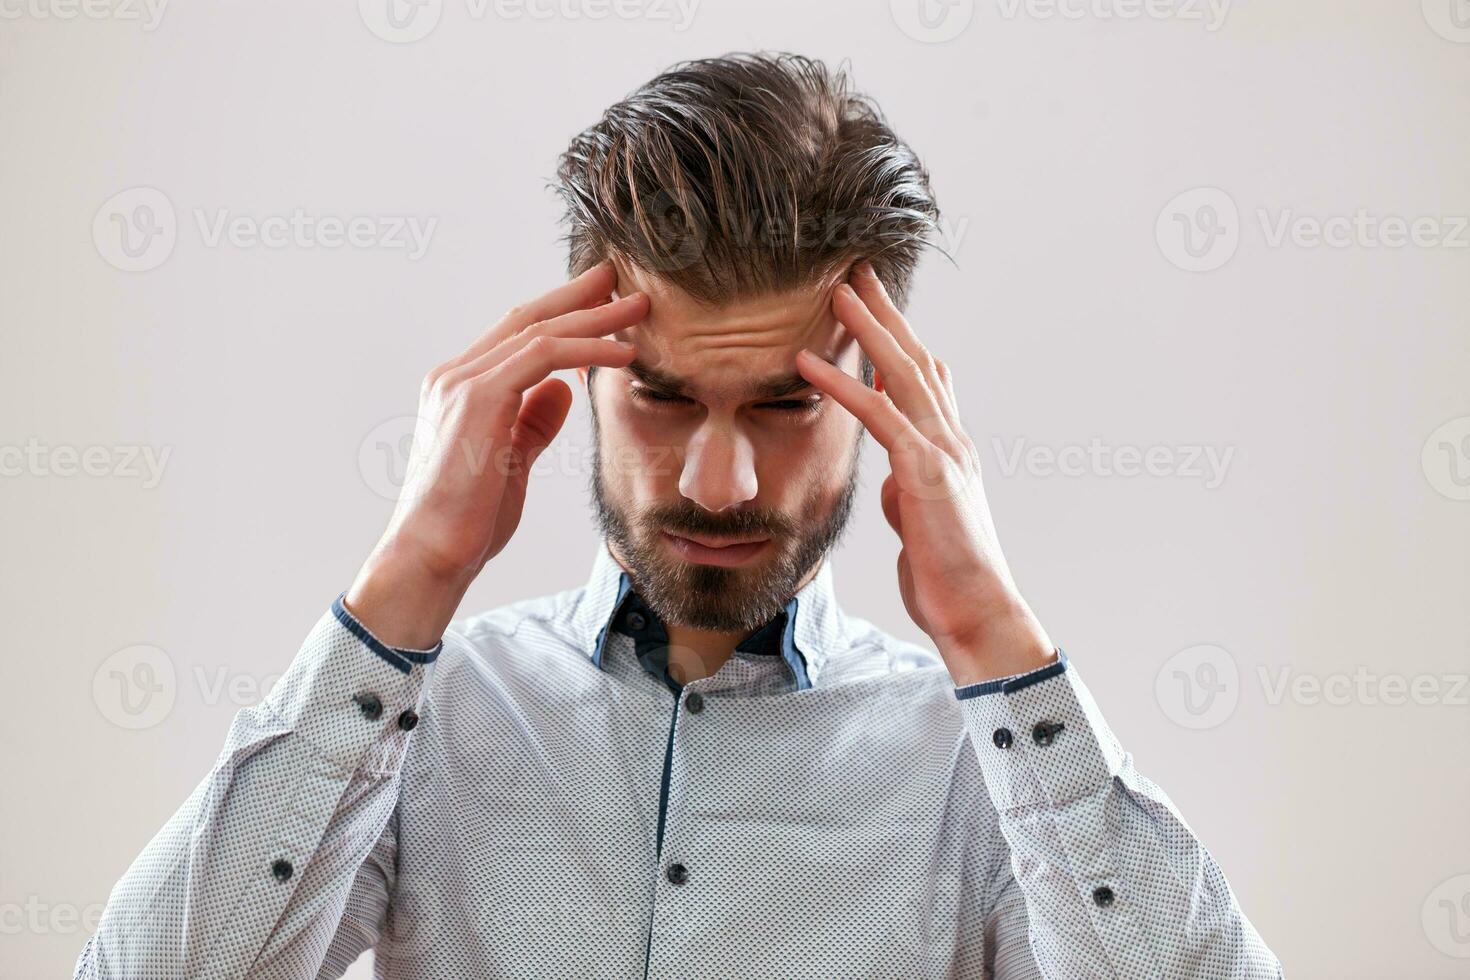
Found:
[589,429,861,634]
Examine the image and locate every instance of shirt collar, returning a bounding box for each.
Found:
[570,536,845,690]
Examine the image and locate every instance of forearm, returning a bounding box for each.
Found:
[344,536,475,652]
[965,655,1283,978]
[75,601,437,980]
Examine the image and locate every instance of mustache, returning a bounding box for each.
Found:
[641,504,795,540]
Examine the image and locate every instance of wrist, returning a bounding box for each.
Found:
[935,600,1056,687]
[345,538,477,651]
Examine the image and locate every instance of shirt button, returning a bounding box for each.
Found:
[665,862,689,886]
[397,709,419,731]
[627,611,648,631]
[271,858,294,882]
[685,692,704,714]
[992,727,1013,749]
[1092,885,1115,908]
[1032,721,1064,747]
[352,693,383,721]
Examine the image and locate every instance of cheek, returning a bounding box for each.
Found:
[602,398,685,491]
[753,413,858,494]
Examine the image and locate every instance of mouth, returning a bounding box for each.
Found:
[661,531,772,568]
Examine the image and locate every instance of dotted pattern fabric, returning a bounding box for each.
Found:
[76,538,1282,979]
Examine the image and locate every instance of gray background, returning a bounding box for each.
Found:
[2,0,1468,977]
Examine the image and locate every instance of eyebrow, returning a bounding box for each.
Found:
[625,356,833,401]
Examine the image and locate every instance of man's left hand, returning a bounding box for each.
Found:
[795,261,1056,686]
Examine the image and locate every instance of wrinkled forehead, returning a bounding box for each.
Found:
[608,257,859,400]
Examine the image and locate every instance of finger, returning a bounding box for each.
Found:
[832,283,947,435]
[446,291,648,386]
[795,348,916,453]
[848,262,963,436]
[848,262,933,374]
[511,377,575,466]
[490,335,637,394]
[442,259,619,374]
[879,472,902,535]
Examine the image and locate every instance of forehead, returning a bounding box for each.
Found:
[609,258,858,400]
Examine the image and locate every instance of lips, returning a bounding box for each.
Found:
[662,531,772,568]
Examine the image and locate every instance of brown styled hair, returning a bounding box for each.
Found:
[553,51,942,339]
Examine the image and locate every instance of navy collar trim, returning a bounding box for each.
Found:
[591,570,813,691]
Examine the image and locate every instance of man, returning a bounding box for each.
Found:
[77,53,1282,979]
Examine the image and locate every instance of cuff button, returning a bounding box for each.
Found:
[271,858,294,882]
[1032,721,1064,747]
[992,727,1014,749]
[1092,885,1115,908]
[352,692,383,721]
[397,709,419,731]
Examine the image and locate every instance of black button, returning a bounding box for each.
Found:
[1092,885,1115,908]
[397,709,419,731]
[666,862,688,885]
[1032,721,1064,747]
[271,858,293,882]
[685,692,704,714]
[626,611,648,631]
[992,727,1013,749]
[352,693,383,721]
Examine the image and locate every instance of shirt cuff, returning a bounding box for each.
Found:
[952,647,1069,700]
[330,591,444,672]
[259,594,441,771]
[953,649,1128,812]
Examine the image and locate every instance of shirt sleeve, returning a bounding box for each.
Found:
[74,595,440,980]
[956,650,1284,979]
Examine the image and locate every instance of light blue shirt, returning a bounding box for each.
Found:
[76,538,1282,979]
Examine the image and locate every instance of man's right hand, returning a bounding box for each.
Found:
[344,259,647,650]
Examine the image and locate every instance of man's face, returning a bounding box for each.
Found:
[582,259,865,634]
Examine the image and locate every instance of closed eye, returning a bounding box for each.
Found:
[758,398,821,413]
[629,386,693,405]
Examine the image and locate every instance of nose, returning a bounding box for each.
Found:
[678,419,758,513]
